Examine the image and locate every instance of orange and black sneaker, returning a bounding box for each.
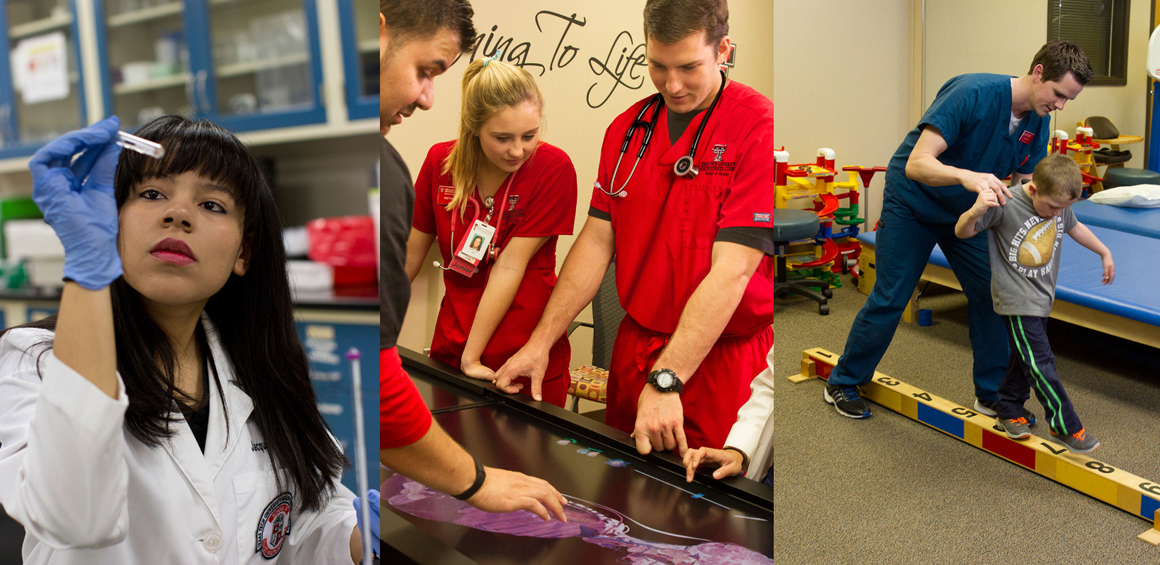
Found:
[998,417,1032,440]
[1049,427,1100,453]
[974,398,1037,427]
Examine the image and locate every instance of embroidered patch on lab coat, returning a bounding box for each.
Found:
[256,492,293,559]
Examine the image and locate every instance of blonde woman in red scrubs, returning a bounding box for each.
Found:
[405,56,577,407]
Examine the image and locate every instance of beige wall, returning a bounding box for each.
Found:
[389,0,774,362]
[773,0,1152,231]
[924,0,1152,168]
[773,0,913,228]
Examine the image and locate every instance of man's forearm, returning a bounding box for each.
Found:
[526,218,614,351]
[653,243,764,381]
[380,421,476,496]
[905,152,967,187]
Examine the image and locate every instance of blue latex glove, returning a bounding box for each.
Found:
[353,489,380,558]
[29,116,123,290]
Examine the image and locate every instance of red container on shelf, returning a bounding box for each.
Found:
[306,216,377,287]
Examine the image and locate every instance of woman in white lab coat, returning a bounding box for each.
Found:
[0,116,374,563]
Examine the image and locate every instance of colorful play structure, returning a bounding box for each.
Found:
[1049,124,1104,196]
[774,147,884,310]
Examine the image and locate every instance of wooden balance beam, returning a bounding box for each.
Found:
[791,347,1160,544]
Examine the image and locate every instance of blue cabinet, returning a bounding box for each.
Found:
[95,0,326,133]
[336,0,376,121]
[295,317,379,495]
[314,385,378,495]
[0,0,88,159]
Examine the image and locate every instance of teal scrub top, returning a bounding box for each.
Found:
[885,73,1051,224]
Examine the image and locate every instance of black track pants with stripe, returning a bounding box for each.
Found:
[998,315,1083,435]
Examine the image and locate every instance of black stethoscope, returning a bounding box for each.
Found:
[598,70,727,198]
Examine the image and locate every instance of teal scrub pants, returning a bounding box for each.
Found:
[826,188,1009,402]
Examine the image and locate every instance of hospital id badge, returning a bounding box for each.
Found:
[456,220,495,264]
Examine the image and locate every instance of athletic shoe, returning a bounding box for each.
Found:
[974,398,1037,426]
[824,384,871,419]
[1049,428,1100,454]
[997,417,1032,440]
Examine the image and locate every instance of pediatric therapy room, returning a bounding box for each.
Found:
[0,0,381,561]
[775,1,1160,563]
[383,0,773,562]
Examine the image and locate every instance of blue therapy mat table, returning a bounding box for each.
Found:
[1070,200,1160,240]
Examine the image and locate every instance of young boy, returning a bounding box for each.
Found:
[955,154,1114,453]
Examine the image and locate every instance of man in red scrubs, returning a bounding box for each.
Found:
[380,0,566,523]
[496,0,774,456]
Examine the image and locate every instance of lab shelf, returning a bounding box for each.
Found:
[111,73,186,94]
[9,12,72,39]
[215,52,310,78]
[106,1,183,27]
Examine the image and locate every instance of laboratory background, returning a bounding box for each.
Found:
[0,0,380,558]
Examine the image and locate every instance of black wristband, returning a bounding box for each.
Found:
[453,456,486,500]
[722,446,749,473]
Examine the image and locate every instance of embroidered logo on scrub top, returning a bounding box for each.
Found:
[507,194,520,211]
[256,492,293,559]
[699,145,736,178]
[437,186,456,206]
[1018,131,1035,144]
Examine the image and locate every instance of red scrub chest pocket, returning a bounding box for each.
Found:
[679,183,720,249]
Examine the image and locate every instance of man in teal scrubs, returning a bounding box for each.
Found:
[824,40,1091,419]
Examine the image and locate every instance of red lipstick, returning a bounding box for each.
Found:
[150,238,197,266]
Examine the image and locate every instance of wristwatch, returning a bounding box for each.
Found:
[647,368,684,394]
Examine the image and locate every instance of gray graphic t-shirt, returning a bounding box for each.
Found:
[974,180,1077,317]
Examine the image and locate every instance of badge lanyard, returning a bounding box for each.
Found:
[445,172,516,277]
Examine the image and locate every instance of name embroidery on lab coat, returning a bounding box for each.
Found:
[256,492,293,558]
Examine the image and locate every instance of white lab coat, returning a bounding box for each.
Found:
[0,317,358,564]
[723,344,774,480]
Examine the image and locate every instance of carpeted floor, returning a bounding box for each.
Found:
[774,274,1160,564]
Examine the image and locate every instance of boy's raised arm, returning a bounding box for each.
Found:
[956,190,1001,239]
[1067,222,1115,284]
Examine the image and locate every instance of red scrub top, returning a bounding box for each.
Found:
[590,80,775,336]
[380,347,432,449]
[413,141,578,401]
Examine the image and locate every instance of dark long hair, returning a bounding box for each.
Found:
[14,116,346,511]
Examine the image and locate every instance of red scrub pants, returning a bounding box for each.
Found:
[605,315,774,451]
